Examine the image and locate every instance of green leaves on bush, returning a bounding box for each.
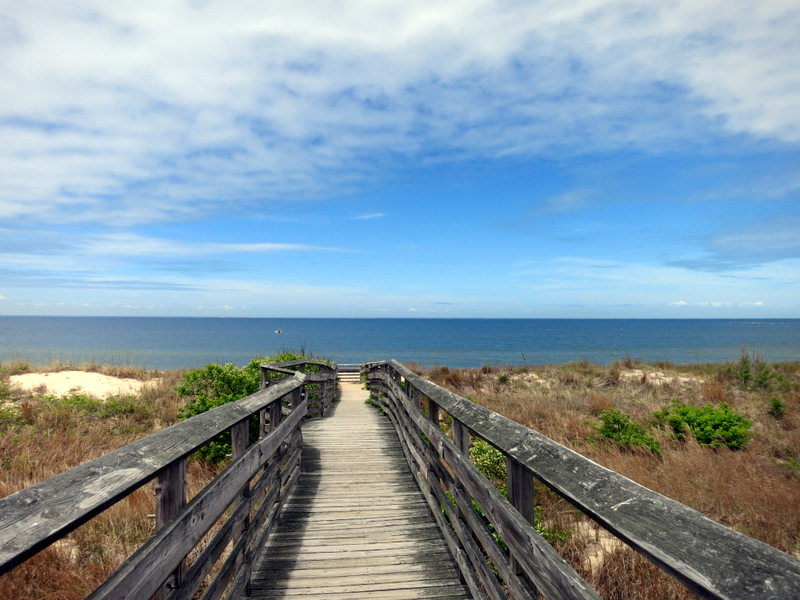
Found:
[593,409,661,455]
[176,353,305,463]
[653,400,752,450]
[470,438,507,494]
[725,348,783,390]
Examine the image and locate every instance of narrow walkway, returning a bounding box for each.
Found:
[248,382,473,599]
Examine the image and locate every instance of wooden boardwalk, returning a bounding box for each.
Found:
[248,382,474,600]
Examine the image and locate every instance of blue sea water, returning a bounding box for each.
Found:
[0,317,798,370]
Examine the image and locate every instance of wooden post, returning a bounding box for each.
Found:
[292,385,303,409]
[507,456,535,579]
[428,399,440,431]
[155,459,186,599]
[259,408,268,438]
[452,418,470,456]
[260,366,268,390]
[231,420,252,595]
[232,420,249,459]
[269,398,282,432]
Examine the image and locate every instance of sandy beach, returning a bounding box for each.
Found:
[9,371,154,398]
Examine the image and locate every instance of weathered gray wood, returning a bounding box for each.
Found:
[376,360,800,600]
[249,382,473,600]
[86,400,308,600]
[375,372,590,600]
[155,460,187,600]
[507,456,536,585]
[0,373,306,576]
[452,418,470,456]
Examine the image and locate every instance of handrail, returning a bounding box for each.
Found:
[0,360,339,600]
[261,359,337,418]
[364,360,800,600]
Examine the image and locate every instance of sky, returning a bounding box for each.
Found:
[1,1,799,319]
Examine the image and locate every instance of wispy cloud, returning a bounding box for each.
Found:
[2,2,798,318]
[2,1,798,228]
[671,214,800,271]
[79,233,354,257]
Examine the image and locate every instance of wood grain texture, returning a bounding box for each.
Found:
[0,373,305,576]
[248,382,474,600]
[373,360,800,600]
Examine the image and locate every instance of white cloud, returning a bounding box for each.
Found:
[2,1,798,227]
[669,301,688,307]
[76,233,352,257]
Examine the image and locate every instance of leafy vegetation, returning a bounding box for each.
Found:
[469,438,572,544]
[725,348,784,390]
[426,355,800,599]
[593,408,662,455]
[176,353,307,463]
[653,400,752,450]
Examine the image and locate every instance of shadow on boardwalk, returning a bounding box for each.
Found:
[247,383,472,600]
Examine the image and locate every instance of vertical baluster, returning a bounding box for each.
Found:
[268,396,281,432]
[292,384,303,409]
[452,418,470,456]
[412,387,422,411]
[155,459,186,600]
[428,398,440,431]
[507,456,535,580]
[231,419,252,595]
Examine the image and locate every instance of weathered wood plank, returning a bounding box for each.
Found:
[0,373,305,576]
[85,400,308,600]
[248,381,473,600]
[377,360,800,600]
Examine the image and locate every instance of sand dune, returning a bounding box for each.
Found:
[9,371,153,398]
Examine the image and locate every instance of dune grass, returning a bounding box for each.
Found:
[0,362,224,599]
[2,356,798,599]
[420,355,800,599]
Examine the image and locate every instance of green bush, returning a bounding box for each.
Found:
[594,409,661,455]
[768,397,786,419]
[177,353,305,463]
[470,438,507,495]
[653,400,752,450]
[725,348,783,390]
[468,438,570,545]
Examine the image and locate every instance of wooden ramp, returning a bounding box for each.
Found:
[248,382,474,600]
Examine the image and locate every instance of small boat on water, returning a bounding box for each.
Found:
[274,329,282,334]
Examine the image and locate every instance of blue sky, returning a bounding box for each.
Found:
[1,1,798,318]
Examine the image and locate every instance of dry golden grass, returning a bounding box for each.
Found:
[424,358,800,598]
[0,366,223,599]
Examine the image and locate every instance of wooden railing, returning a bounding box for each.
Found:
[364,359,800,600]
[0,359,337,600]
[261,359,337,418]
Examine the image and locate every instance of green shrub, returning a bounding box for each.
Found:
[594,409,661,455]
[725,348,783,390]
[468,439,570,545]
[470,438,507,495]
[768,397,786,419]
[653,400,752,450]
[177,353,305,463]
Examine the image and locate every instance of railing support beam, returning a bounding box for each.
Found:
[155,459,186,600]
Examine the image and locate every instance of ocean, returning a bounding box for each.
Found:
[0,317,798,370]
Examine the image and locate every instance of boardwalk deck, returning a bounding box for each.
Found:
[248,382,474,600]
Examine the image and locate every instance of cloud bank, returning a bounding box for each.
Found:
[2,0,798,228]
